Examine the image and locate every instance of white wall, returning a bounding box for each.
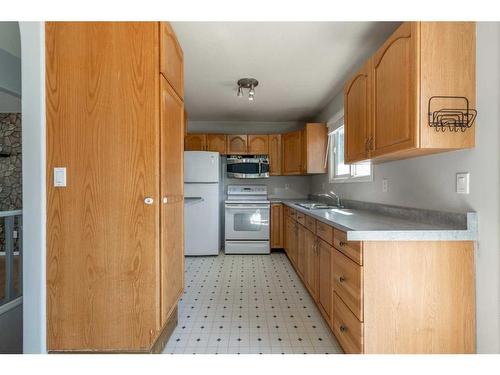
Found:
[20,22,46,354]
[311,22,500,353]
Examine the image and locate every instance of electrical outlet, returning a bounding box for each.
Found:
[285,184,290,190]
[382,178,389,193]
[13,230,18,239]
[456,172,470,194]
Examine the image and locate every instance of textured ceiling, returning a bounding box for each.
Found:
[171,22,400,122]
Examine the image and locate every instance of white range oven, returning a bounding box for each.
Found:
[224,185,270,254]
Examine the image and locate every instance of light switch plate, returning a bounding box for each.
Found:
[382,178,388,193]
[456,172,469,194]
[54,167,67,187]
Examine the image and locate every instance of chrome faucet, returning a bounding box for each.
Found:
[317,191,343,208]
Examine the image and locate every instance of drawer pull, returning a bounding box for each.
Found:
[339,324,347,332]
[339,241,346,246]
[339,276,346,283]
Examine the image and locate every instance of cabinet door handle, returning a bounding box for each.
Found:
[144,197,154,205]
[339,241,346,247]
[339,276,345,283]
[339,324,347,332]
[162,196,168,204]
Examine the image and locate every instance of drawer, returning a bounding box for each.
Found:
[290,209,297,220]
[316,221,333,245]
[333,293,363,354]
[334,229,363,265]
[305,215,316,233]
[296,212,305,225]
[284,206,291,217]
[332,249,363,321]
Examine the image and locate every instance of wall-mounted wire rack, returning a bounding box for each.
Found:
[428,96,477,132]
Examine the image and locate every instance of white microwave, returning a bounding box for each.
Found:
[226,155,269,179]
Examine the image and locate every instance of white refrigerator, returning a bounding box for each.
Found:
[184,151,220,256]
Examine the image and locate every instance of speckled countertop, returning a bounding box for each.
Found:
[271,198,478,241]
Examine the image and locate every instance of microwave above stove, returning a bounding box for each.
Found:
[226,155,269,179]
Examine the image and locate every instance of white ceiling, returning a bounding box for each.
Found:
[171,22,400,122]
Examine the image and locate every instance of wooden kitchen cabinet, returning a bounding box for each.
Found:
[345,22,476,163]
[282,130,302,175]
[185,134,206,151]
[160,22,184,99]
[248,134,269,154]
[271,203,284,249]
[301,123,328,174]
[206,134,226,154]
[305,229,319,301]
[46,22,184,353]
[317,238,333,325]
[226,135,248,154]
[268,134,282,175]
[282,124,328,175]
[371,22,417,157]
[297,224,307,278]
[160,77,185,327]
[281,205,476,354]
[344,59,372,163]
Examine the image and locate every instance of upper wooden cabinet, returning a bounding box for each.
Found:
[226,135,248,154]
[282,124,328,175]
[302,123,328,174]
[206,134,227,154]
[160,22,184,99]
[345,59,372,163]
[185,134,206,151]
[268,134,282,175]
[248,134,269,154]
[371,22,417,158]
[282,130,302,175]
[344,22,476,163]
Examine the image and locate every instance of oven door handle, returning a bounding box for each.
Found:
[225,205,269,209]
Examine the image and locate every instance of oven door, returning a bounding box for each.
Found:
[225,203,270,240]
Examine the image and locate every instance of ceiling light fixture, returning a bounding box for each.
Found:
[237,78,259,101]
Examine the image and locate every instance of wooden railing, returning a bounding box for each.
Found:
[0,210,22,306]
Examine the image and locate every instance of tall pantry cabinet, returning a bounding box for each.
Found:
[46,22,185,352]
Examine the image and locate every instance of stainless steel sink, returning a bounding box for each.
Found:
[296,202,338,210]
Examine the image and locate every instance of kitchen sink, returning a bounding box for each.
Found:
[296,202,338,210]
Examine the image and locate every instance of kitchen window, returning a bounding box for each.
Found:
[328,120,372,183]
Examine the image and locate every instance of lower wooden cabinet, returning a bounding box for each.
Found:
[270,203,283,249]
[317,238,333,324]
[282,205,476,354]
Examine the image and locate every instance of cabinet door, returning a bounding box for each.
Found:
[297,224,307,278]
[248,135,269,154]
[206,134,226,154]
[271,203,283,249]
[318,239,333,324]
[282,131,302,175]
[345,60,371,163]
[372,22,418,156]
[185,134,206,151]
[160,78,184,327]
[268,134,282,175]
[46,22,160,351]
[306,233,319,301]
[160,22,184,99]
[226,135,248,154]
[302,123,328,174]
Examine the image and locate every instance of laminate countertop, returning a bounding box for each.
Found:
[271,199,477,241]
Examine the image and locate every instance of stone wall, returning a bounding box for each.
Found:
[0,113,22,211]
[0,113,21,254]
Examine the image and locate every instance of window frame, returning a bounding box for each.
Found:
[328,117,373,184]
